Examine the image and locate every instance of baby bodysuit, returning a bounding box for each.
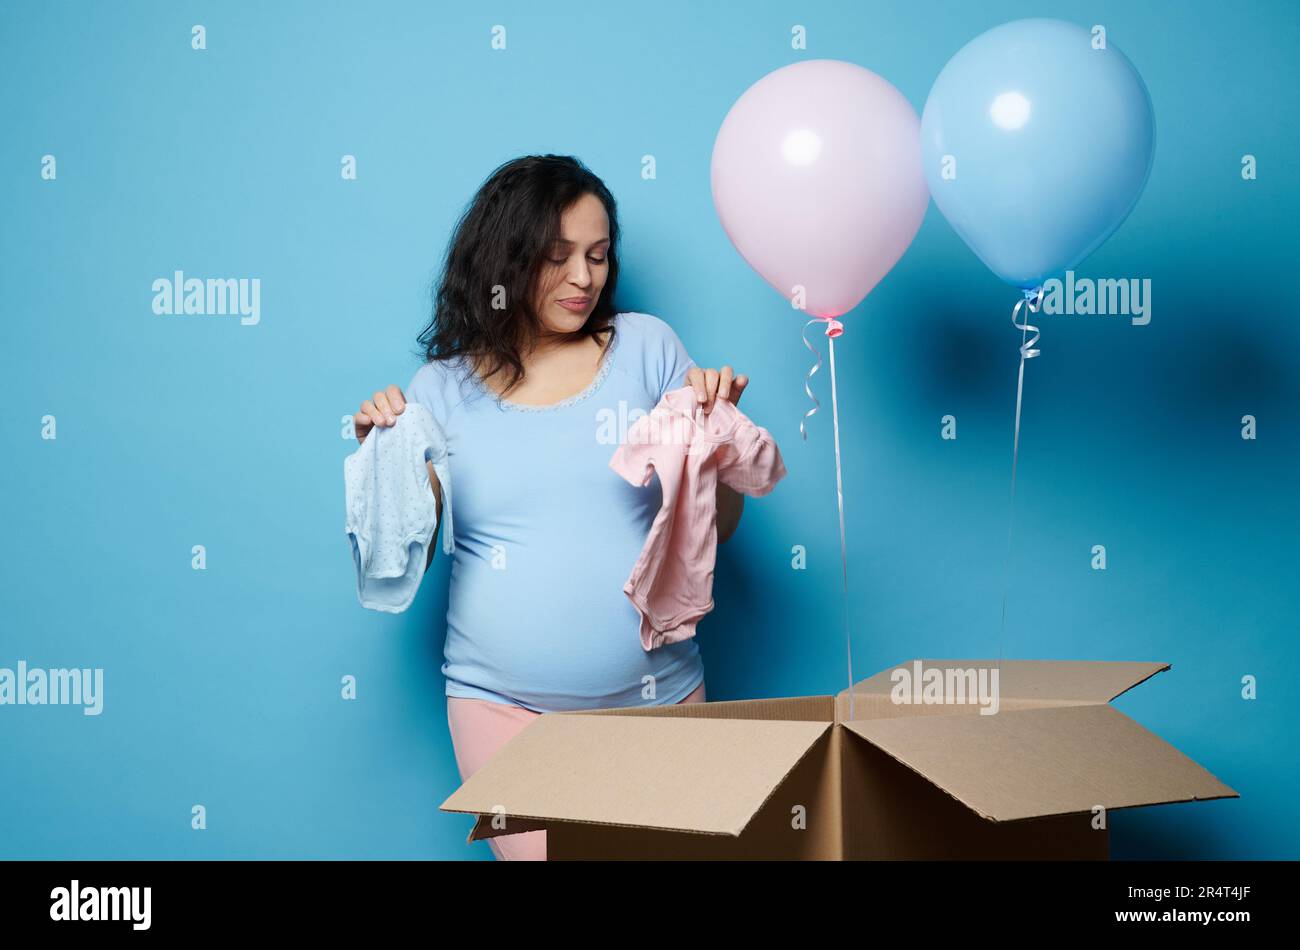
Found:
[343,401,454,613]
[608,386,787,650]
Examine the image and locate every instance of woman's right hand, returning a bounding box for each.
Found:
[354,385,407,444]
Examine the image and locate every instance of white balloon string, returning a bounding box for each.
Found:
[999,286,1044,663]
[799,316,854,719]
[827,335,855,721]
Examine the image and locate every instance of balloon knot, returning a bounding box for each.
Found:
[822,317,844,338]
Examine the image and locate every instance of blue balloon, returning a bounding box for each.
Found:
[921,18,1156,290]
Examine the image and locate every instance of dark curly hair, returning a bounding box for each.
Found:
[414,154,622,396]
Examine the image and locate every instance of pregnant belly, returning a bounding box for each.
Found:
[441,546,700,710]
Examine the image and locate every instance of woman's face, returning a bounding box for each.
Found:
[533,192,610,335]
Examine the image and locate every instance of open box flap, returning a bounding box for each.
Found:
[441,713,832,836]
[842,703,1238,822]
[839,659,1171,709]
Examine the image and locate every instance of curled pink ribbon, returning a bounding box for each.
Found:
[799,316,844,441]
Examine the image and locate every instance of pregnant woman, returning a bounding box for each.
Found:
[354,155,751,861]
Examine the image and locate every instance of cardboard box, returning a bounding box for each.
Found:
[439,659,1238,859]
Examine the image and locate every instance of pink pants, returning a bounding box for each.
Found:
[446,680,707,861]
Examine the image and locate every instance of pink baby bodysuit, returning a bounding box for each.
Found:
[609,385,787,651]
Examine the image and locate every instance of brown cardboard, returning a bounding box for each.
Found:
[439,659,1238,859]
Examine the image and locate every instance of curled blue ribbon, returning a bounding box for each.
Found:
[1009,286,1043,468]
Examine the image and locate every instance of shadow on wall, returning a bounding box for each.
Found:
[1175,324,1296,408]
[855,279,1009,411]
[705,533,775,699]
[1109,800,1246,859]
[704,508,899,705]
[881,268,1298,435]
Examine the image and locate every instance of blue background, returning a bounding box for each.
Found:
[2,0,1295,860]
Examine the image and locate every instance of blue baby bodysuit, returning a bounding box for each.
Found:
[344,401,454,613]
[404,311,705,713]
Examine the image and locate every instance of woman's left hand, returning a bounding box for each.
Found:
[686,365,749,414]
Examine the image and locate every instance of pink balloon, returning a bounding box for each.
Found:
[711,60,929,319]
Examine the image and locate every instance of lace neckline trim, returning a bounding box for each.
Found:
[469,316,621,413]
